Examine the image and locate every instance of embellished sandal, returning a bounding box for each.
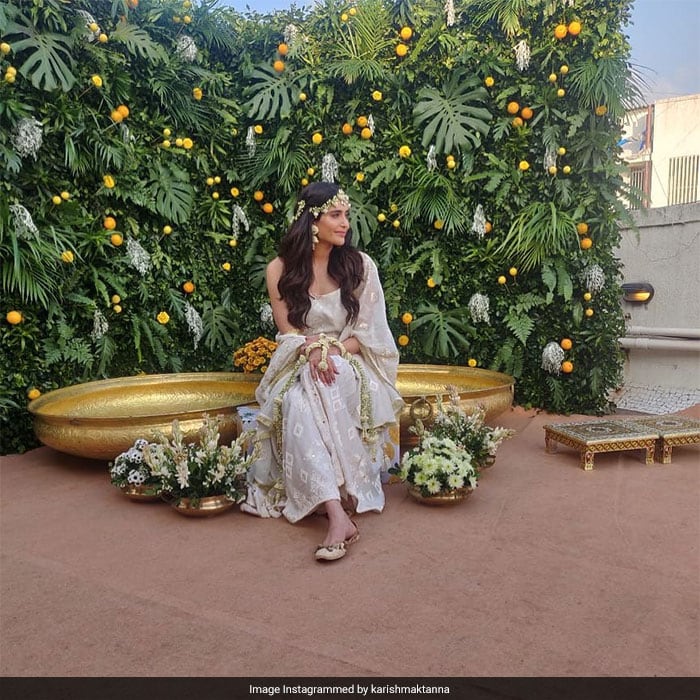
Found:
[314,522,360,562]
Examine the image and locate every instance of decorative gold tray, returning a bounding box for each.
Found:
[29,372,260,461]
[29,365,514,461]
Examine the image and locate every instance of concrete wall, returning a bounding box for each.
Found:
[617,202,700,389]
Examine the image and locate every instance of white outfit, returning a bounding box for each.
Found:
[241,253,403,522]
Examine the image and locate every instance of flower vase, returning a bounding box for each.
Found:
[119,484,162,502]
[481,455,496,469]
[407,483,473,506]
[168,494,235,517]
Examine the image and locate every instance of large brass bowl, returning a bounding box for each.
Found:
[395,364,514,452]
[29,372,260,461]
[29,365,513,461]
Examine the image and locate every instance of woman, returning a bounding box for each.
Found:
[241,182,403,562]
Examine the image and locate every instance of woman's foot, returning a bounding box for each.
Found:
[315,521,359,561]
[314,499,359,561]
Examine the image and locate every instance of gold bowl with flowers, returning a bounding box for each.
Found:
[29,372,260,461]
[395,364,514,453]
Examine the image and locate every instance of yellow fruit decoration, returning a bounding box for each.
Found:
[557,88,566,97]
[182,281,195,294]
[61,250,74,263]
[433,220,444,230]
[484,221,492,233]
[512,117,523,127]
[568,20,582,36]
[52,195,61,205]
[110,233,123,246]
[230,187,240,197]
[400,27,413,40]
[397,334,409,347]
[162,140,171,148]
[360,127,372,139]
[355,172,365,182]
[377,213,386,222]
[576,222,589,235]
[273,60,285,73]
[183,15,192,24]
[467,358,477,368]
[254,124,263,135]
[392,219,400,229]
[446,159,457,169]
[372,90,383,101]
[0,42,11,55]
[113,304,122,313]
[560,64,569,75]
[548,73,557,83]
[554,24,568,39]
[91,75,103,88]
[212,192,219,200]
[98,33,108,43]
[157,311,170,325]
[349,7,357,15]
[340,13,349,21]
[520,106,533,120]
[111,295,121,304]
[560,338,573,350]
[206,177,214,186]
[163,127,172,136]
[561,360,574,374]
[60,191,70,201]
[110,110,123,123]
[253,190,264,201]
[506,101,520,114]
[299,92,307,101]
[509,267,518,276]
[103,174,115,189]
[342,122,353,135]
[307,167,315,176]
[484,76,495,87]
[595,105,608,116]
[518,160,530,171]
[498,276,507,285]
[229,238,238,247]
[356,115,368,127]
[6,310,22,325]
[549,166,558,175]
[401,312,413,324]
[312,132,323,145]
[562,165,572,174]
[88,23,99,32]
[222,262,231,271]
[557,147,566,155]
[585,308,594,317]
[427,277,436,288]
[580,237,593,250]
[163,225,173,235]
[398,145,411,158]
[117,104,129,119]
[182,138,193,149]
[300,178,309,186]
[28,388,41,400]
[262,202,274,214]
[583,292,592,301]
[103,216,117,230]
[278,43,289,56]
[395,43,408,57]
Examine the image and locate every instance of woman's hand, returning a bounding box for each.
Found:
[306,346,339,386]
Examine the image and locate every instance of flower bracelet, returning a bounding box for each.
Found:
[302,333,350,371]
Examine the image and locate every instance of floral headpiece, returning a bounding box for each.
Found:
[293,189,350,221]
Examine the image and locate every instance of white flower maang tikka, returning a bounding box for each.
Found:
[542,342,565,375]
[293,189,351,222]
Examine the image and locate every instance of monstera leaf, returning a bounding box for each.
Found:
[411,303,474,358]
[111,21,167,62]
[244,64,295,122]
[413,72,491,154]
[8,15,75,92]
[148,164,194,224]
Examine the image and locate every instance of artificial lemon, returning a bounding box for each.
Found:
[520,106,533,120]
[307,167,315,176]
[162,225,173,235]
[560,64,569,75]
[6,310,22,325]
[595,105,608,116]
[342,122,353,135]
[113,304,122,313]
[110,233,123,246]
[561,360,574,374]
[401,312,413,324]
[507,101,520,114]
[484,221,492,234]
[400,26,413,41]
[206,177,215,186]
[278,43,289,56]
[377,213,386,222]
[117,104,129,119]
[262,202,274,214]
[576,222,589,235]
[254,124,263,135]
[485,76,495,87]
[563,165,572,174]
[110,110,123,123]
[212,192,219,200]
[554,24,567,39]
[397,334,409,347]
[253,190,264,201]
[512,117,523,127]
[557,88,566,97]
[312,132,323,145]
[299,92,307,101]
[548,73,557,83]
[356,116,368,127]
[103,216,117,230]
[360,127,372,139]
[182,138,193,149]
[560,338,573,350]
[392,219,400,229]
[557,147,566,156]
[98,33,108,43]
[395,43,408,57]
[568,20,582,36]
[182,281,195,294]
[0,42,11,55]
[273,59,285,73]
[549,166,558,175]
[222,262,231,271]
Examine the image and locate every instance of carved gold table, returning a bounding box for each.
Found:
[623,415,700,464]
[543,420,659,471]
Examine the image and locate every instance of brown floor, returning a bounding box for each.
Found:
[1,406,698,678]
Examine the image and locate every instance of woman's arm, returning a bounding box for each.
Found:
[266,258,299,335]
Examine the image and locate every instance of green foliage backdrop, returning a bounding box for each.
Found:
[0,0,640,454]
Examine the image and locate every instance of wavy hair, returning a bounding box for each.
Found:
[277,182,363,330]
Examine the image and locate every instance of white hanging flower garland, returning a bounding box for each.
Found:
[176,35,198,63]
[427,145,438,172]
[542,342,565,375]
[471,204,486,239]
[231,205,250,240]
[246,126,256,157]
[125,238,152,276]
[91,309,109,342]
[581,264,606,293]
[444,0,456,27]
[468,293,491,324]
[9,204,39,240]
[321,153,339,183]
[514,40,531,72]
[184,301,204,349]
[11,118,43,160]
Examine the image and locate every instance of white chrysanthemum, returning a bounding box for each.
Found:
[125,238,152,275]
[231,205,250,238]
[514,39,531,72]
[246,126,256,157]
[12,118,43,160]
[321,153,339,183]
[582,264,606,293]
[284,24,299,47]
[427,145,437,172]
[9,204,39,240]
[176,34,198,62]
[126,447,143,463]
[444,0,456,27]
[91,309,109,342]
[542,341,565,375]
[184,301,204,349]
[447,473,464,489]
[468,293,491,324]
[367,114,375,136]
[260,303,274,328]
[426,477,443,495]
[471,204,486,239]
[544,146,557,170]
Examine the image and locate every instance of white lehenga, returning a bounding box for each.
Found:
[241,253,403,523]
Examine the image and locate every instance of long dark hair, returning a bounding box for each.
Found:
[277,182,363,330]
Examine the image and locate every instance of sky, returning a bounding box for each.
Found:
[217,0,700,104]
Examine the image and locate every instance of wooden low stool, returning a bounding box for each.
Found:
[623,415,700,464]
[543,419,659,471]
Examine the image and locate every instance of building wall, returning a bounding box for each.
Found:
[617,202,700,389]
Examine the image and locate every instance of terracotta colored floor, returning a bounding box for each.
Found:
[1,406,698,678]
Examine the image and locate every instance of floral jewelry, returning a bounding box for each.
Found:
[311,224,319,250]
[293,190,351,222]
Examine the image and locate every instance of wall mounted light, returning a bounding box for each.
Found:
[621,282,654,304]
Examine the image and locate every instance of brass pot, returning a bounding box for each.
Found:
[395,364,514,453]
[168,494,236,517]
[29,372,260,461]
[119,483,162,502]
[407,483,473,506]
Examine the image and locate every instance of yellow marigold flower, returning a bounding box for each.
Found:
[398,145,411,158]
[157,311,170,325]
[103,174,115,189]
[484,76,495,87]
[372,90,383,101]
[60,250,74,263]
[399,27,413,41]
[192,87,203,100]
[91,75,103,88]
[518,160,530,171]
[312,132,323,145]
[230,187,240,197]
[355,172,365,182]
[427,277,436,288]
[182,138,193,149]
[395,43,408,57]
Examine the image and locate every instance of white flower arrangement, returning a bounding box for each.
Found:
[142,415,256,506]
[109,438,161,496]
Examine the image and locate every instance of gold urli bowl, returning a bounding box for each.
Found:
[29,365,514,461]
[29,372,260,461]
